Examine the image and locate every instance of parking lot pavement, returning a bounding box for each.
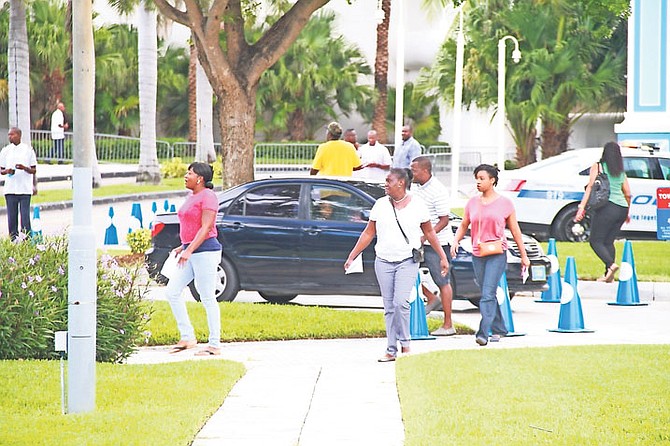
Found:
[129,289,670,445]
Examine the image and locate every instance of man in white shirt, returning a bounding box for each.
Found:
[0,128,37,240]
[410,156,455,336]
[355,130,392,182]
[50,102,68,159]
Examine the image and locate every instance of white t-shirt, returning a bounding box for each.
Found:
[0,143,37,195]
[370,194,430,262]
[411,176,453,246]
[355,143,392,182]
[51,109,65,140]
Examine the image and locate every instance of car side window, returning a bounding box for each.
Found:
[228,184,300,218]
[623,157,652,179]
[658,158,670,180]
[309,185,370,222]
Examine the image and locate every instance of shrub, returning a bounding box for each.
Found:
[126,228,151,254]
[161,157,188,179]
[0,234,151,363]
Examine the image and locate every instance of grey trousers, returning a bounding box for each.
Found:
[374,257,419,356]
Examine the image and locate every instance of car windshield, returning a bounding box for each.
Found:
[348,181,386,199]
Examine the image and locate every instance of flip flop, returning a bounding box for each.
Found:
[194,347,221,356]
[169,340,197,353]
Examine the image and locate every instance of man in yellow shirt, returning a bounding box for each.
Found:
[310,122,362,176]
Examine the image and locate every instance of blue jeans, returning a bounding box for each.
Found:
[165,250,222,348]
[471,253,508,340]
[5,194,32,240]
[374,257,419,356]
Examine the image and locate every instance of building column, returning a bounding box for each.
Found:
[615,0,670,151]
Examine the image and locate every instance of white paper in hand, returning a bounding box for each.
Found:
[161,253,182,279]
[345,253,363,274]
[521,265,529,284]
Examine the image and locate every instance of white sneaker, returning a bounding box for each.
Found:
[431,326,456,336]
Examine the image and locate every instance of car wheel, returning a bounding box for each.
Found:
[188,256,240,303]
[552,205,591,242]
[258,293,298,304]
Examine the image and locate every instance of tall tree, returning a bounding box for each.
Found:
[419,0,628,165]
[7,0,32,144]
[254,11,372,141]
[153,0,331,187]
[371,0,390,143]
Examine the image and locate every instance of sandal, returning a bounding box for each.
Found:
[604,264,619,283]
[170,340,197,353]
[194,346,221,356]
[377,353,396,362]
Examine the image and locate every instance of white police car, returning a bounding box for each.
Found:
[498,146,670,241]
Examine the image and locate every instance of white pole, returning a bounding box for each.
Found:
[497,36,521,171]
[497,38,506,171]
[451,7,464,201]
[393,0,405,153]
[68,0,97,413]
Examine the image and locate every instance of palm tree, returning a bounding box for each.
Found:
[371,0,391,143]
[7,0,32,144]
[254,11,373,141]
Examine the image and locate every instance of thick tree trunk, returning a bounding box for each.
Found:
[289,109,306,141]
[216,89,256,188]
[8,0,31,139]
[515,128,537,167]
[541,119,570,159]
[372,0,391,143]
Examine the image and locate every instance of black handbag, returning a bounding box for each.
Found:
[586,162,610,212]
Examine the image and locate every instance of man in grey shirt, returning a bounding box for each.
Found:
[392,125,422,169]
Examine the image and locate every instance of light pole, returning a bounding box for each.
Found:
[497,35,521,171]
[451,6,464,202]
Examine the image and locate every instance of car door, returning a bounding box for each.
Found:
[221,183,302,289]
[623,156,666,233]
[298,182,380,295]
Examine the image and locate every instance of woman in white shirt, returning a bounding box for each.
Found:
[345,168,448,362]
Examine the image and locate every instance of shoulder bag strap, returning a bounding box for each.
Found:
[389,197,410,244]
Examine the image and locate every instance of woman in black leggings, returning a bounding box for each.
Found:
[575,142,631,282]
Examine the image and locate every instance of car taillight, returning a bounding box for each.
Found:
[151,222,165,238]
[504,179,526,192]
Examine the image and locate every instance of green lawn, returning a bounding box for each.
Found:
[0,359,245,446]
[398,344,670,445]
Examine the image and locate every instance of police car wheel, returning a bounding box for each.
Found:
[552,205,591,242]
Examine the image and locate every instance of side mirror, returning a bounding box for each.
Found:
[360,210,370,221]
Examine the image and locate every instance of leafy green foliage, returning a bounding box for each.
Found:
[0,235,150,362]
[126,228,151,254]
[160,157,188,179]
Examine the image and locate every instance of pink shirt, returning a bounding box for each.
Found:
[178,189,219,243]
[465,195,514,257]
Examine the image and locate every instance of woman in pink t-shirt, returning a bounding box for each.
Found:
[451,164,530,346]
[166,162,223,356]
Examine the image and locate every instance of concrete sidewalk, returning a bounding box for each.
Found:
[126,292,670,446]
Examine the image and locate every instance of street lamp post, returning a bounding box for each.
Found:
[451,6,464,202]
[497,35,521,171]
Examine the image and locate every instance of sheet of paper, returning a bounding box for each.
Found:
[521,264,529,284]
[345,253,363,274]
[160,253,182,279]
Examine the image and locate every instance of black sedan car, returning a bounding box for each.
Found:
[145,177,550,305]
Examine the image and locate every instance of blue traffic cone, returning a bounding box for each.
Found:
[104,206,119,245]
[496,272,525,336]
[536,238,561,303]
[548,256,594,333]
[410,273,435,340]
[131,202,143,228]
[170,204,176,212]
[609,240,648,306]
[149,201,158,229]
[163,199,170,212]
[31,206,43,240]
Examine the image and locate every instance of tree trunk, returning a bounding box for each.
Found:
[372,0,391,143]
[8,0,31,139]
[136,6,161,184]
[216,88,256,188]
[288,109,306,141]
[541,119,570,159]
[515,128,537,167]
[188,41,197,142]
